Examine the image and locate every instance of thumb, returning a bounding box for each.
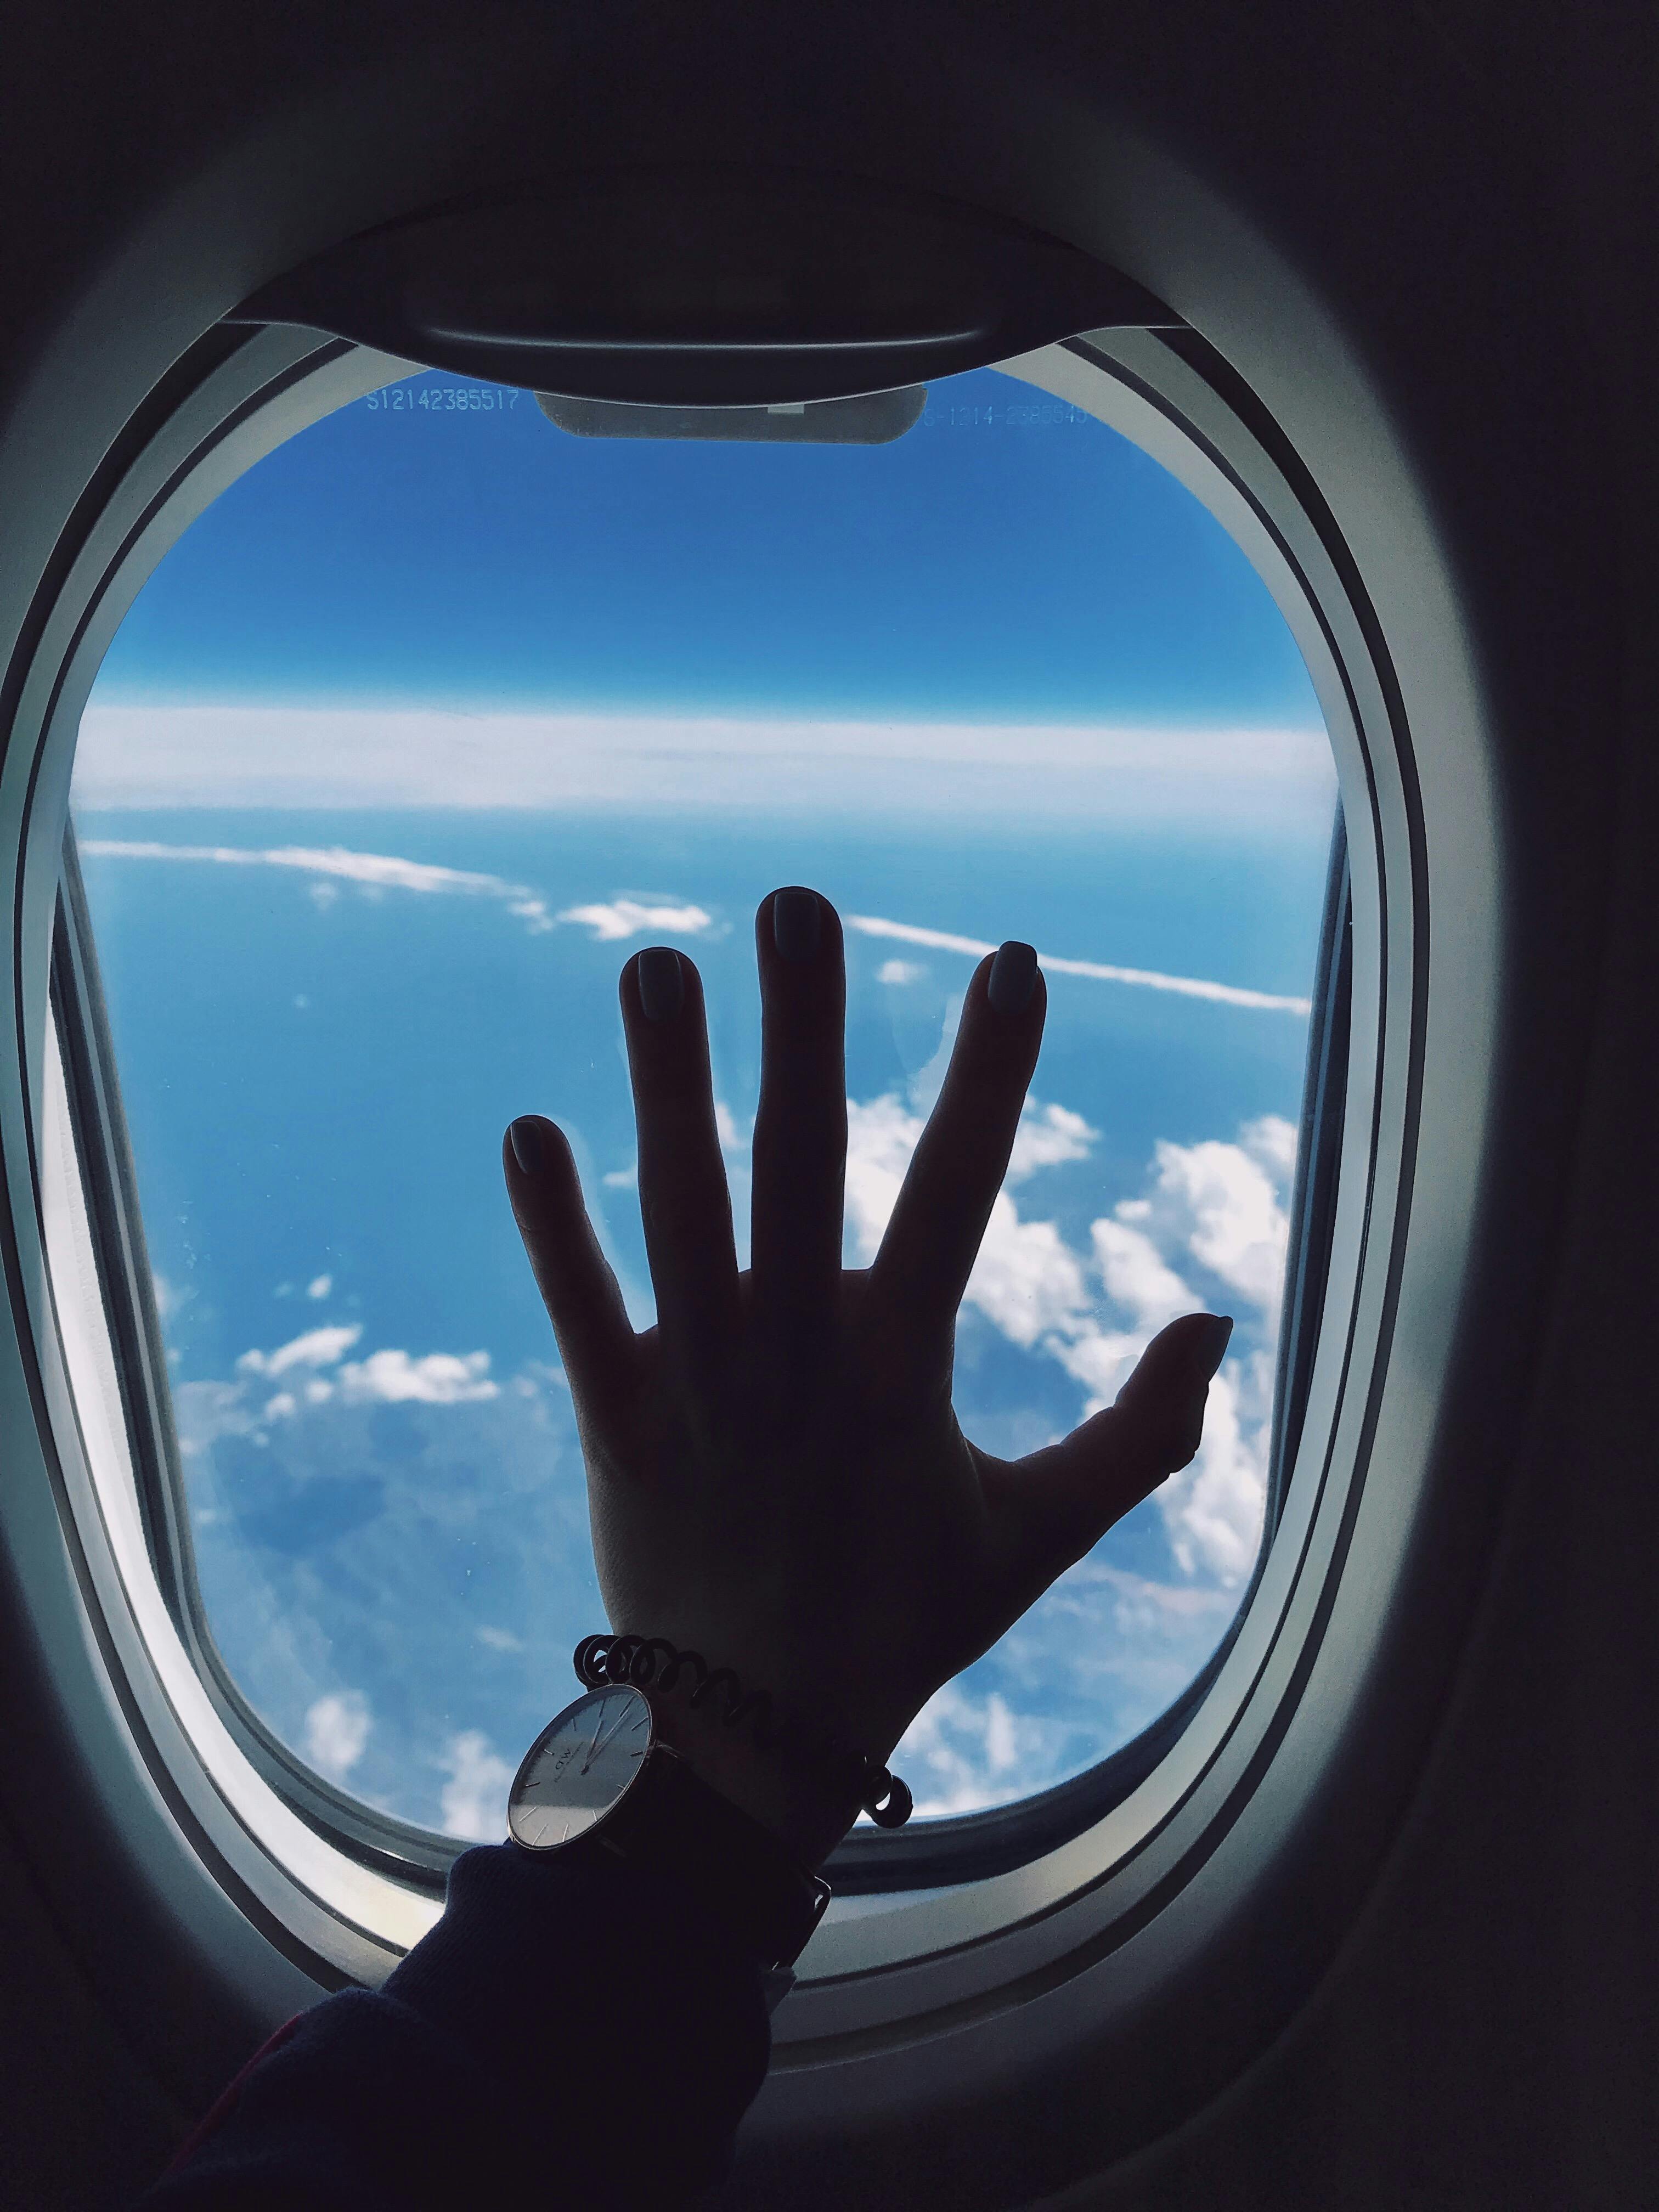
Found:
[1111,1311,1235,1477]
[990,1313,1234,1610]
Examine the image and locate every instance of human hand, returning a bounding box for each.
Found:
[504,888,1231,1863]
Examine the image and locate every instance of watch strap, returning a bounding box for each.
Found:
[593,1745,831,1972]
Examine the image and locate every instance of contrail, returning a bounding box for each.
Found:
[78,844,1311,1013]
[82,838,527,898]
[845,915,1312,1015]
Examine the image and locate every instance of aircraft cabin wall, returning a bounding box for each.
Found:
[0,3,1653,2207]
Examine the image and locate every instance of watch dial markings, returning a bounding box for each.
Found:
[510,1688,649,1848]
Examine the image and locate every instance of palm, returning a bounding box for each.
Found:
[506,889,1228,1771]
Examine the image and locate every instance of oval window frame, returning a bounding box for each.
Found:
[0,317,1430,2055]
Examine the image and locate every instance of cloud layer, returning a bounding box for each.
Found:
[76,703,1336,833]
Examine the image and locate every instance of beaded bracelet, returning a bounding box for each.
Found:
[573,1633,914,1829]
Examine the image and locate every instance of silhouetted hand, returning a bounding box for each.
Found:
[504,888,1230,1863]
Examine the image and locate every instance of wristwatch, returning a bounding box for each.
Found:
[507,1684,831,1976]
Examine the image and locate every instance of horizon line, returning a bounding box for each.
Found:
[81,698,1328,736]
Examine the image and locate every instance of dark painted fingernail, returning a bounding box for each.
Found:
[772,887,822,963]
[988,940,1038,1015]
[637,946,684,1023]
[1195,1314,1234,1377]
[509,1118,544,1176]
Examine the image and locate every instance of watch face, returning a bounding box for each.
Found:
[507,1685,653,1850]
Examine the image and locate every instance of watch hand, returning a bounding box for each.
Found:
[578,1705,607,1775]
[588,1701,639,1768]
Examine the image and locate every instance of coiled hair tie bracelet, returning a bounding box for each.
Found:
[573,1633,914,1829]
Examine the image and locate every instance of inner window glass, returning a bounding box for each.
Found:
[69,362,1335,1840]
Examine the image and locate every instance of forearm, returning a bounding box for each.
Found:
[137,1844,771,2210]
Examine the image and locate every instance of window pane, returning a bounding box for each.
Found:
[71,363,1335,1839]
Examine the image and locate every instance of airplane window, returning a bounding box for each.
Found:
[65,360,1336,1853]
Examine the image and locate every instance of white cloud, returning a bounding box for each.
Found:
[304,1690,371,1781]
[845,1093,1094,1347]
[306,1273,332,1301]
[75,703,1335,837]
[76,839,554,934]
[1051,1333,1268,1586]
[876,958,926,986]
[554,896,714,943]
[337,1348,499,1404]
[476,1626,523,1652]
[844,1093,928,1261]
[965,1195,1090,1348]
[1154,1362,1270,1583]
[896,1681,1045,1816]
[1132,1125,1294,1316]
[190,1321,507,1465]
[1073,1130,1290,1581]
[438,1730,514,1840]
[1051,1209,1197,1419]
[1007,1099,1097,1182]
[843,1084,1288,1588]
[714,1099,747,1151]
[236,1323,362,1378]
[506,899,554,932]
[845,914,1312,1015]
[1077,1560,1239,1641]
[601,1165,637,1188]
[1049,1325,1148,1412]
[1090,1218,1195,1333]
[83,838,489,895]
[1242,1112,1299,1182]
[1067,1125,1293,1436]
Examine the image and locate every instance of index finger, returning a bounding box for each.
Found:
[868,941,1046,1336]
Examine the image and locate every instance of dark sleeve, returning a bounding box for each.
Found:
[136,1842,772,2210]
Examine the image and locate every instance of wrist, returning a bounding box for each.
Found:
[567,1632,913,1866]
[642,1687,860,1871]
[508,1681,833,1973]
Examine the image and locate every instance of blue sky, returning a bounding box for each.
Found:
[73,363,1338,1839]
[99,369,1321,725]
